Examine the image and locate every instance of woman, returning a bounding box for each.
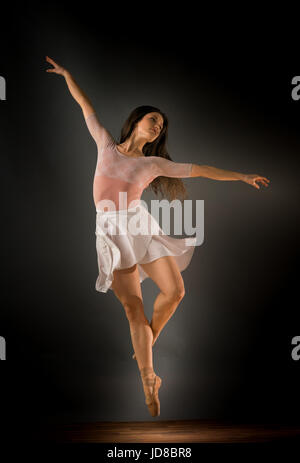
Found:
[45,56,270,417]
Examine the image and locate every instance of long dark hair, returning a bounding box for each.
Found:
[119,105,189,201]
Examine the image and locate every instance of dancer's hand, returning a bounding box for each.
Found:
[45,56,67,76]
[241,174,270,190]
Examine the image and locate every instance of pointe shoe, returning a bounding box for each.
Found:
[141,373,162,417]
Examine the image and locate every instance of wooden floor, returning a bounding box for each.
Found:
[33,420,300,443]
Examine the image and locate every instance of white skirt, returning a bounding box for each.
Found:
[95,200,197,293]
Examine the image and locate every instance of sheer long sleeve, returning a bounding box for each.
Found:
[151,156,193,178]
[84,112,115,152]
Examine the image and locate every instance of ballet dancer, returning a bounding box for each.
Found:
[45,56,270,417]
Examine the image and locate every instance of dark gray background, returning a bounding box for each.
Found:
[1,3,299,434]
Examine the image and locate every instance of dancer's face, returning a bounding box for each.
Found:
[135,112,164,142]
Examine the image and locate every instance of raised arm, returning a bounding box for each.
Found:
[45,56,114,148]
[190,164,270,190]
[45,56,95,120]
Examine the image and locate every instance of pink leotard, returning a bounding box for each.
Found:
[85,113,193,211]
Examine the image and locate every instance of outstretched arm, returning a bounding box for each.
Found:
[151,157,270,190]
[45,56,95,119]
[190,164,270,190]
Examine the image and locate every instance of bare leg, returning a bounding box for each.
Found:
[150,291,183,346]
[125,297,154,371]
[132,256,185,359]
[132,291,182,359]
[111,265,155,370]
[111,264,162,416]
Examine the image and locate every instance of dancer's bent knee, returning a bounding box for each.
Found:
[123,299,147,323]
[162,287,185,304]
